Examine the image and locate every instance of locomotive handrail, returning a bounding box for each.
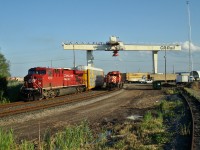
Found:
[33,81,43,94]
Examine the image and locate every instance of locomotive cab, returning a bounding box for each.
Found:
[25,68,46,88]
[21,67,47,101]
[105,71,124,90]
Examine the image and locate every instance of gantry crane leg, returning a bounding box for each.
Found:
[152,51,158,74]
[87,50,94,67]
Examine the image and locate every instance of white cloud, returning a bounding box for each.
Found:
[181,41,200,52]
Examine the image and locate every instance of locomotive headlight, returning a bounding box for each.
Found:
[28,78,36,83]
[28,79,32,83]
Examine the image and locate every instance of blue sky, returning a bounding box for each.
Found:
[0,0,200,77]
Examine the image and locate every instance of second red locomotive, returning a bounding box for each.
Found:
[105,71,124,89]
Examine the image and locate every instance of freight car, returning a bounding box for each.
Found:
[20,66,104,101]
[105,71,124,90]
[75,65,104,89]
[123,72,177,83]
[125,72,150,83]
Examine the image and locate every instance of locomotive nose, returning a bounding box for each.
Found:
[28,78,36,83]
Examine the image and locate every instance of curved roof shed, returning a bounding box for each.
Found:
[190,71,200,79]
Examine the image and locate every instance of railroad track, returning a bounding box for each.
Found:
[180,88,200,150]
[0,89,121,119]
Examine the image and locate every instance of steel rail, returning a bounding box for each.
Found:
[0,90,93,110]
[179,88,200,150]
[0,89,120,118]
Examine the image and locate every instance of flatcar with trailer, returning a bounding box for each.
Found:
[123,72,177,83]
[75,65,104,89]
[20,66,104,101]
[105,71,124,90]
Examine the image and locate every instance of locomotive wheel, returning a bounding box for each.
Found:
[118,84,120,88]
[43,91,50,99]
[44,90,55,98]
[76,87,84,93]
[55,90,60,96]
[50,90,56,98]
[34,93,43,100]
[43,90,55,99]
[38,96,43,100]
[36,94,43,100]
[28,93,35,101]
[26,95,34,101]
[76,87,80,93]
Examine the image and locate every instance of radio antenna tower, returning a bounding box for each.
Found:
[186,1,192,72]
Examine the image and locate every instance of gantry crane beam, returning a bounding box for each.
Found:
[63,44,181,51]
[63,36,181,73]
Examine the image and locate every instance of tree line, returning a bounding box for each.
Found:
[0,52,10,101]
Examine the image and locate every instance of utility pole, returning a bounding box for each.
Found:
[73,45,76,68]
[164,46,167,83]
[187,1,192,72]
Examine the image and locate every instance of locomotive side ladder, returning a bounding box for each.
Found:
[63,36,181,74]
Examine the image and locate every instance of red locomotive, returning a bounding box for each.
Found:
[20,67,86,100]
[20,66,104,101]
[105,71,124,89]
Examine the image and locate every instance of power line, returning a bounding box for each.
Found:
[10,58,73,65]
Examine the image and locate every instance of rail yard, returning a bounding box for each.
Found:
[2,0,200,149]
[1,38,200,148]
[0,82,200,149]
[1,36,200,149]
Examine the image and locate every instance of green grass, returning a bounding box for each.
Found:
[179,123,191,136]
[0,128,16,150]
[40,120,94,150]
[19,140,34,150]
[54,121,93,149]
[164,88,178,95]
[184,87,200,102]
[0,121,94,150]
[137,111,169,145]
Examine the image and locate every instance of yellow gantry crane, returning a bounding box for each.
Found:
[63,36,181,73]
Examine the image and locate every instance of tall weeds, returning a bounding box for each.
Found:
[41,120,94,150]
[0,128,15,150]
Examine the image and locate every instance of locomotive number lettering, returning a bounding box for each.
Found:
[64,78,70,81]
[64,74,73,77]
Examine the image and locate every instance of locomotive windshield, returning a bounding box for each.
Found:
[28,69,46,75]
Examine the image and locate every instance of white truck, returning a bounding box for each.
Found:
[176,74,194,84]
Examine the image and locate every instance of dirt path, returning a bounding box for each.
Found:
[1,84,165,142]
